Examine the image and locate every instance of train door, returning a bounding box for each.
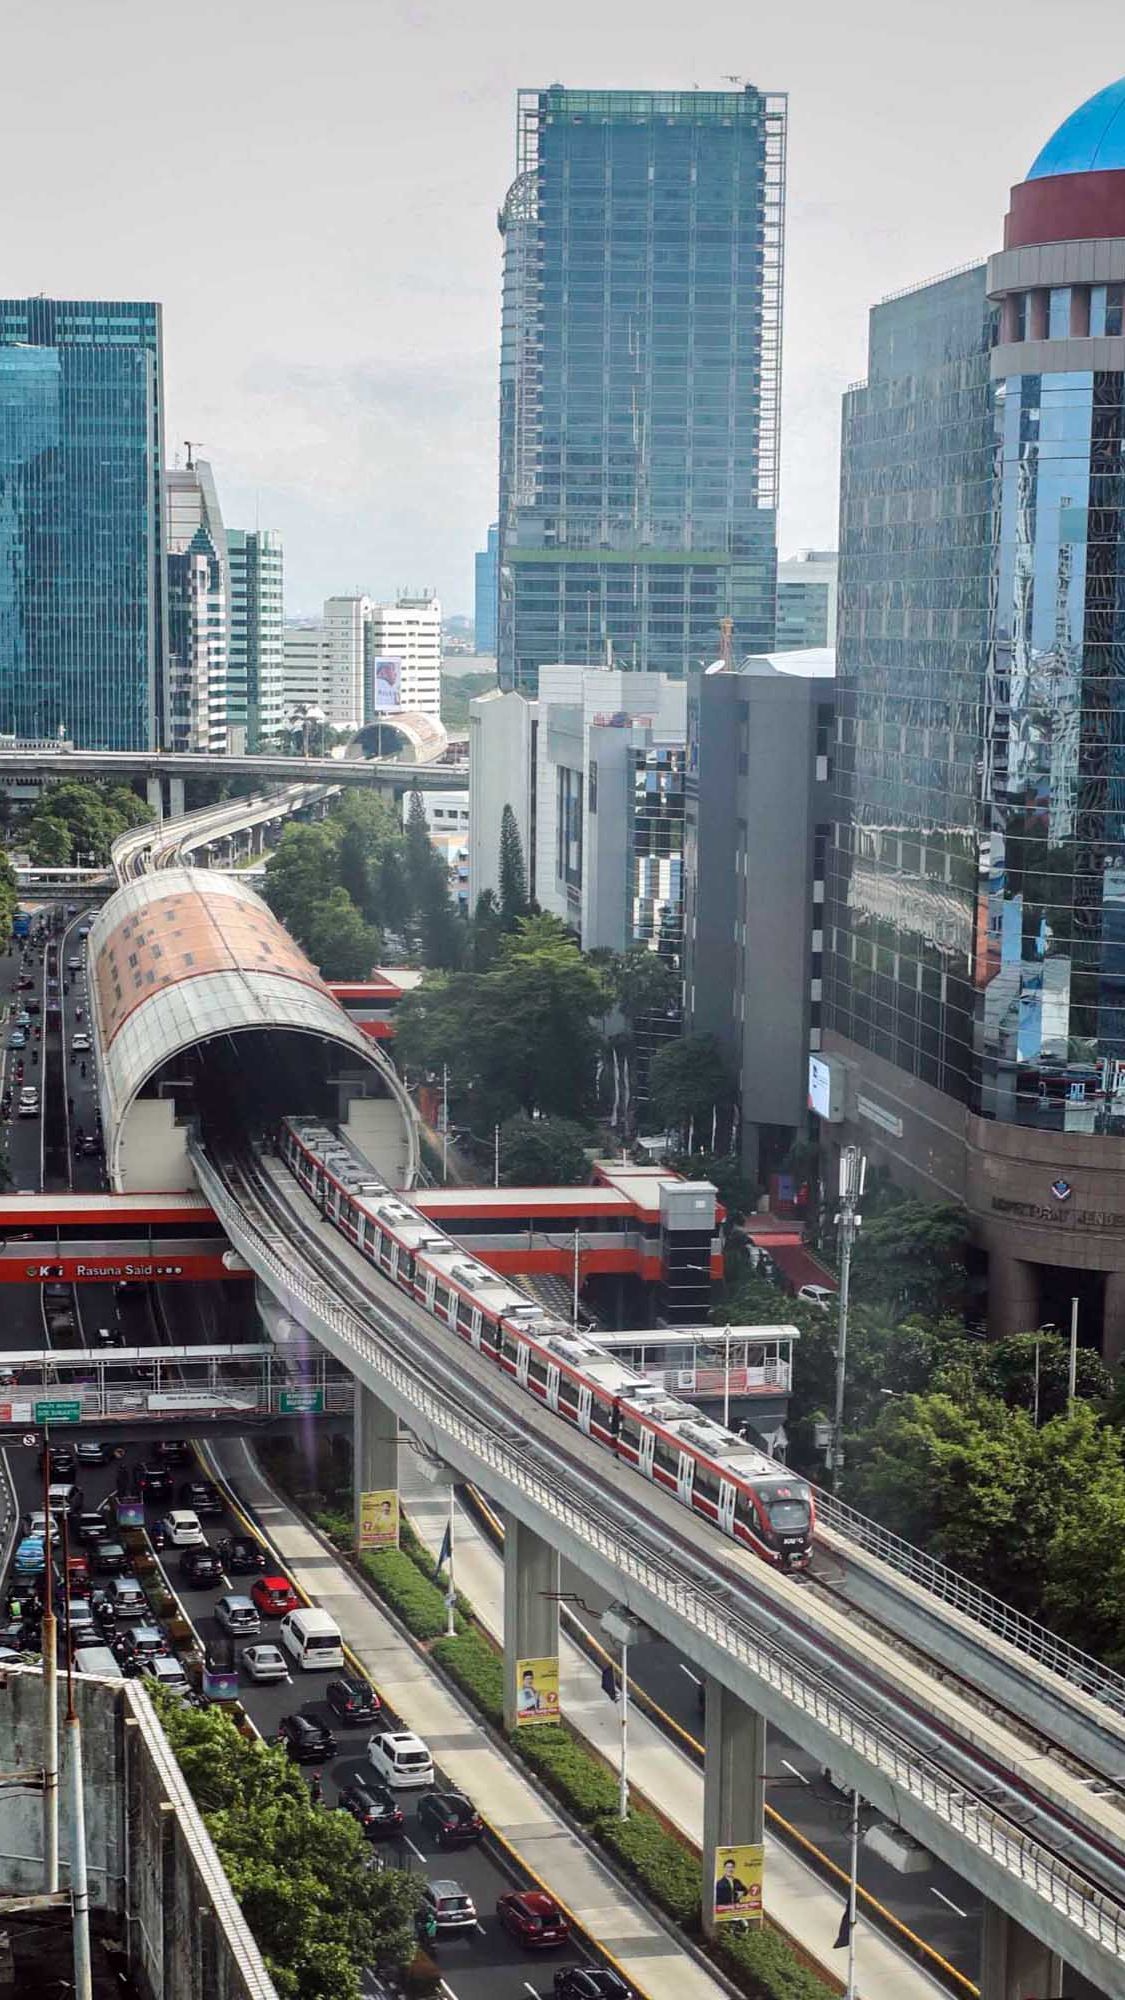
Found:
[639,1427,655,1479]
[718,1482,737,1536]
[389,1243,400,1284]
[469,1308,482,1350]
[577,1385,592,1435]
[446,1292,458,1330]
[515,1340,531,1389]
[423,1270,437,1312]
[676,1452,695,1506]
[546,1364,560,1412]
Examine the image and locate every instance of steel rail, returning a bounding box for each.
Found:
[195,1140,1125,1978]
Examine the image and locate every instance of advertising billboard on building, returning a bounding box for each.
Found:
[514,1655,560,1726]
[371,657,402,712]
[358,1489,399,1550]
[808,1053,843,1123]
[712,1842,764,1925]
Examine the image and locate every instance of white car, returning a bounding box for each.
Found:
[796,1284,836,1311]
[17,1093,39,1118]
[241,1643,290,1684]
[158,1510,205,1548]
[71,1031,91,1052]
[366,1729,434,1788]
[146,1654,190,1695]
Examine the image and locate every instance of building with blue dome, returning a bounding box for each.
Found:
[825,84,1125,1362]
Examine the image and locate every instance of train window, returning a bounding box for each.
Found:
[501,1328,519,1369]
[653,1434,679,1478]
[557,1373,579,1416]
[618,1414,641,1454]
[694,1461,720,1505]
[457,1297,475,1334]
[525,1347,548,1387]
[434,1281,452,1319]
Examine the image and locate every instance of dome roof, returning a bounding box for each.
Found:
[1027,77,1125,180]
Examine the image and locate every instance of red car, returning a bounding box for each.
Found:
[496,1890,571,1949]
[250,1574,300,1616]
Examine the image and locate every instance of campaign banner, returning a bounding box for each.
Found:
[514,1655,560,1726]
[371,657,402,711]
[713,1843,764,1925]
[358,1488,399,1550]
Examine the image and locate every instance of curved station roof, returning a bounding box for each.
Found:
[87,869,411,1177]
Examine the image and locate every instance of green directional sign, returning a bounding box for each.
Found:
[35,1399,82,1423]
[280,1388,324,1415]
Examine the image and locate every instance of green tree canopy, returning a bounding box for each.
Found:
[498,803,530,929]
[609,945,680,1027]
[302,886,382,980]
[850,1195,968,1316]
[646,1032,736,1137]
[24,777,151,866]
[28,816,73,866]
[498,1112,592,1186]
[155,1693,418,2000]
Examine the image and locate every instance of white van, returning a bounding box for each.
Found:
[74,1644,124,1681]
[279,1606,344,1671]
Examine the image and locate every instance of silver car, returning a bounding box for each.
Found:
[215,1593,260,1637]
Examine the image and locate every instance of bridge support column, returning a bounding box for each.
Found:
[353,1381,398,1547]
[502,1516,559,1733]
[146,776,163,820]
[979,1904,1064,1998]
[701,1675,765,1939]
[167,776,185,820]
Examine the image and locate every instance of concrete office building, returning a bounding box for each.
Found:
[684,648,835,1181]
[0,297,167,749]
[475,524,499,653]
[366,593,442,718]
[497,87,785,695]
[165,457,228,754]
[468,685,538,907]
[282,620,328,718]
[227,528,284,750]
[323,593,369,728]
[776,550,838,650]
[825,75,1125,1355]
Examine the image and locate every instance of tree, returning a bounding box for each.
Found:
[262,822,343,942]
[28,816,72,866]
[155,1692,419,2000]
[498,804,530,929]
[669,1149,756,1222]
[610,945,679,1027]
[646,1032,736,1138]
[470,888,503,970]
[302,887,381,981]
[498,1113,592,1186]
[850,1196,968,1316]
[845,1390,1032,1578]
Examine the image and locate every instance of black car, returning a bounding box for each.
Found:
[218,1535,266,1574]
[93,1325,124,1349]
[179,1478,222,1519]
[94,1541,129,1575]
[76,1513,109,1548]
[277,1712,337,1764]
[326,1674,381,1725]
[179,1546,224,1586]
[74,1440,110,1467]
[554,1972,633,2000]
[337,1780,403,1839]
[154,1439,192,1466]
[136,1465,172,1502]
[417,1792,483,1847]
[39,1445,76,1479]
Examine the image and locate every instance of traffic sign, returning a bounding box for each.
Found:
[34,1399,81,1423]
[279,1388,324,1415]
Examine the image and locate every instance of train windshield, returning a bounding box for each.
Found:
[765,1495,810,1533]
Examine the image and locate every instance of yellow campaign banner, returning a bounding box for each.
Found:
[514,1655,560,1726]
[358,1489,399,1551]
[713,1843,764,1925]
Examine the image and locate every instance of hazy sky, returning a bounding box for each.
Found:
[2,0,1119,615]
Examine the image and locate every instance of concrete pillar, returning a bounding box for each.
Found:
[1028,289,1049,341]
[1103,1270,1125,1369]
[502,1515,559,1732]
[1000,294,1020,344]
[145,775,162,819]
[167,776,186,820]
[1070,285,1091,338]
[979,1901,1064,1999]
[701,1675,766,1939]
[354,1381,398,1544]
[988,1249,1041,1338]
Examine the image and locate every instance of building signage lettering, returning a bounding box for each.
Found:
[990,1196,1125,1231]
[24,1260,185,1279]
[855,1094,904,1139]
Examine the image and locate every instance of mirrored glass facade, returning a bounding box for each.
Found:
[498,87,785,694]
[0,299,165,749]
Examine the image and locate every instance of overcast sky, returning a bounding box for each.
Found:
[1,0,1119,616]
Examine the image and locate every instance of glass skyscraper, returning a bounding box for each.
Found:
[0,298,166,749]
[228,528,285,751]
[825,77,1125,1352]
[497,86,785,695]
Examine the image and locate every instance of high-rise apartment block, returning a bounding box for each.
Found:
[0,297,167,749]
[825,76,1125,1355]
[776,550,838,650]
[227,529,284,751]
[497,87,785,695]
[475,525,499,654]
[165,458,228,754]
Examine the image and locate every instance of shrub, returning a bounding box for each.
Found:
[431,1629,504,1726]
[358,1548,463,1643]
[514,1726,618,1822]
[713,1923,839,2000]
[597,1810,701,1928]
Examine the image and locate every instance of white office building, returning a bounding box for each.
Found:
[165,459,228,755]
[282,622,328,719]
[366,594,442,718]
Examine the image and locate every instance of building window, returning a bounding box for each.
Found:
[1090,284,1124,337]
[1047,287,1071,339]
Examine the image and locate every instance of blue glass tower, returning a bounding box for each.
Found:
[475,523,498,653]
[498,87,785,695]
[0,298,166,749]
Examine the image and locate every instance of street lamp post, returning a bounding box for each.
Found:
[845,1786,860,2000]
[830,1146,866,1492]
[1069,1294,1079,1407]
[723,1321,733,1431]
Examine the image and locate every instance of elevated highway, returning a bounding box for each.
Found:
[0,745,467,799]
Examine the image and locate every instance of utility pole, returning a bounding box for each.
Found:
[493,1123,500,1188]
[1069,1294,1079,1406]
[444,1482,456,1639]
[42,1439,59,1894]
[845,1787,860,2000]
[572,1228,581,1329]
[441,1064,449,1184]
[722,1322,732,1431]
[830,1146,866,1492]
[61,1514,93,2000]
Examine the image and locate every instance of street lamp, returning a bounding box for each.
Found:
[829,1146,866,1492]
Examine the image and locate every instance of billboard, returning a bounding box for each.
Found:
[712,1842,764,1925]
[808,1054,843,1123]
[514,1655,560,1726]
[358,1488,399,1550]
[370,657,403,713]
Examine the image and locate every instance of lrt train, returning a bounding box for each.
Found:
[278,1117,814,1568]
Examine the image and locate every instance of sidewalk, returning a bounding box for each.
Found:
[210,1436,730,2000]
[398,1453,949,2000]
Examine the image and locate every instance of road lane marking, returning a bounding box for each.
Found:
[781,1758,810,1784]
[930,1887,969,1918]
[678,1664,701,1685]
[405,1837,427,1864]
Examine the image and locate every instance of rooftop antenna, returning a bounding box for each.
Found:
[724,74,744,86]
[184,439,204,471]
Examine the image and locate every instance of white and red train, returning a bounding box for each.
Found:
[278,1116,814,1568]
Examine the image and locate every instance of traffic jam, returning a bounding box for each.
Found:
[2,1428,632,2000]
